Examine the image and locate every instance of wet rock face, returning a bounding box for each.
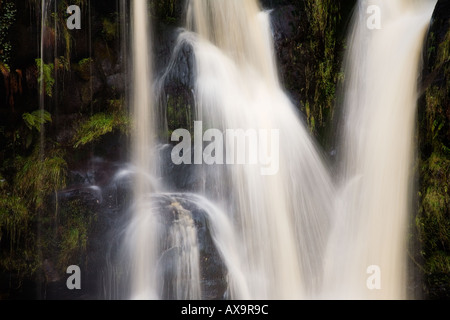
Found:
[260,0,295,9]
[158,144,202,192]
[153,194,228,300]
[269,5,299,43]
[416,0,450,300]
[95,190,229,300]
[48,2,305,300]
[53,157,228,300]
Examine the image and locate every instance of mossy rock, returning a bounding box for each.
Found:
[416,0,450,300]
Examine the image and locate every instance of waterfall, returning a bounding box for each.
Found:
[165,202,202,300]
[183,0,334,299]
[111,0,437,301]
[321,0,437,299]
[128,0,158,300]
[111,0,205,300]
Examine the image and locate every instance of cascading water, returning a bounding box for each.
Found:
[128,0,158,300]
[111,0,334,300]
[321,0,437,299]
[108,0,205,300]
[180,0,334,299]
[164,200,202,300]
[109,0,437,301]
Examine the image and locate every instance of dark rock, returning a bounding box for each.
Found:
[260,0,295,10]
[106,73,126,93]
[53,113,81,146]
[270,5,299,43]
[153,21,197,141]
[422,0,450,92]
[154,27,196,90]
[67,156,124,188]
[159,144,202,192]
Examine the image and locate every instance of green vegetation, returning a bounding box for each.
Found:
[75,57,93,81]
[0,143,68,278]
[149,0,179,24]
[0,0,448,299]
[36,58,55,97]
[417,152,450,298]
[416,25,450,299]
[23,110,52,132]
[280,0,343,142]
[73,99,130,149]
[57,198,96,272]
[166,93,194,140]
[0,1,109,295]
[302,0,343,137]
[0,103,66,281]
[102,15,118,41]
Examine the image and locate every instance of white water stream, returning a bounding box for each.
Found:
[119,0,436,300]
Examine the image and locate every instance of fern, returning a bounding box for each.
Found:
[36,58,55,97]
[22,110,52,132]
[73,111,130,148]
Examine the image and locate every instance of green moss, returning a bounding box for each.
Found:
[416,12,449,297]
[303,0,341,133]
[0,144,67,283]
[417,43,450,296]
[0,193,29,249]
[149,0,179,24]
[102,16,118,41]
[418,153,449,239]
[75,58,94,81]
[14,147,67,211]
[57,199,95,272]
[436,29,450,68]
[281,1,343,142]
[166,94,193,140]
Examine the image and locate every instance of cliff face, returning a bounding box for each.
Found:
[1,0,348,145]
[416,0,450,300]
